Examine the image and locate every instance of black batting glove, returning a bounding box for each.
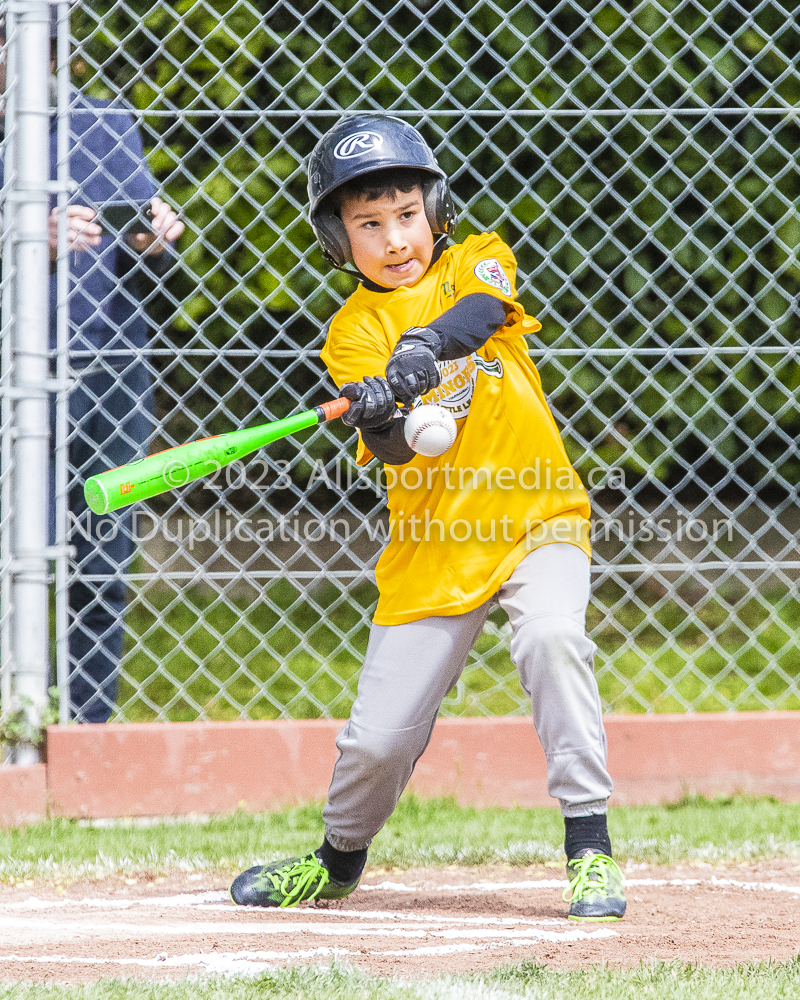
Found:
[385,326,443,404]
[340,375,397,430]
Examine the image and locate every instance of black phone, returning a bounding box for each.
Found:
[96,203,154,235]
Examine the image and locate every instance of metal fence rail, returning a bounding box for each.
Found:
[1,0,798,728]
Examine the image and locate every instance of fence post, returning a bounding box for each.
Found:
[53,0,70,725]
[6,0,52,763]
[0,7,18,738]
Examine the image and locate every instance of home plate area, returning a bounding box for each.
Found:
[0,865,798,981]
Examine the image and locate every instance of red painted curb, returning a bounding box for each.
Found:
[37,712,800,819]
[606,712,800,805]
[0,764,47,826]
[46,720,339,818]
[414,714,800,807]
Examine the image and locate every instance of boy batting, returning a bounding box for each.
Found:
[230,114,626,921]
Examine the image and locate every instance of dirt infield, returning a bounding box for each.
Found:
[0,862,797,982]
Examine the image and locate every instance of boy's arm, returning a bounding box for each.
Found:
[429,292,508,359]
[340,376,415,466]
[361,418,415,466]
[385,292,508,402]
[322,313,416,464]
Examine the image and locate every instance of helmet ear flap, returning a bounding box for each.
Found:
[423,178,456,237]
[312,210,352,268]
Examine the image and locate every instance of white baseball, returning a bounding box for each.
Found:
[404,404,458,457]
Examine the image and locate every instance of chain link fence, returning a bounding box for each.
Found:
[1,0,798,725]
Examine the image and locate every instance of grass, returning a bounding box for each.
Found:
[115,581,800,721]
[2,960,800,999]
[1,794,800,881]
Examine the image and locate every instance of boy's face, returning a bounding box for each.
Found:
[339,187,434,288]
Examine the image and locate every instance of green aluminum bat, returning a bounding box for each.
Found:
[83,397,351,515]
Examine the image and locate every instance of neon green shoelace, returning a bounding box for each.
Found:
[258,856,331,908]
[562,853,622,903]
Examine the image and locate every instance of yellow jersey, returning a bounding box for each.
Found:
[321,232,591,625]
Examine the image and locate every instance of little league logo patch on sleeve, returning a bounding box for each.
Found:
[474,258,512,296]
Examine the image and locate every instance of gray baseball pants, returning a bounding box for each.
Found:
[323,542,613,851]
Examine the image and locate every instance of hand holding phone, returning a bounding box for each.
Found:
[48,205,103,258]
[96,203,154,236]
[125,196,184,255]
[49,200,183,259]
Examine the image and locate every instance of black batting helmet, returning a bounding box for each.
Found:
[307,114,456,269]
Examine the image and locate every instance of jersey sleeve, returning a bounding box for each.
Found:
[321,313,391,387]
[452,233,541,340]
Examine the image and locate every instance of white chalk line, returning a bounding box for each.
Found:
[0,951,327,977]
[362,876,800,895]
[0,914,609,943]
[0,874,796,924]
[361,879,567,892]
[627,877,800,895]
[2,873,794,978]
[0,927,619,975]
[2,896,568,929]
[0,892,230,912]
[0,884,622,977]
[1,873,796,921]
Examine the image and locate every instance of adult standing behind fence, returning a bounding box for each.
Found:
[1,14,183,722]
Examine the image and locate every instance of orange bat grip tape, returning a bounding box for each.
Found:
[318,397,350,422]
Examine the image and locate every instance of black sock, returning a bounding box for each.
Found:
[564,813,612,860]
[316,838,368,884]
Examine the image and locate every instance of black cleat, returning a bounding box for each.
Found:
[563,851,627,921]
[230,851,360,908]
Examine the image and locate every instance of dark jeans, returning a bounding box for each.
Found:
[50,362,153,723]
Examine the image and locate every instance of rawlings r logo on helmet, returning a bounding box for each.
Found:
[334,131,385,159]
